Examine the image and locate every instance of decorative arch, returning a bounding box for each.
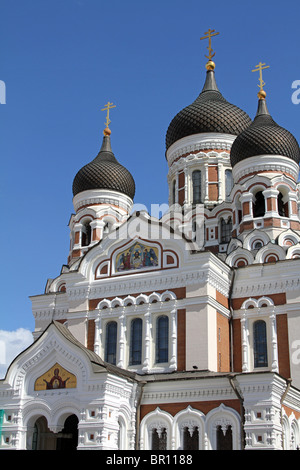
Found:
[205,403,241,450]
[243,230,271,251]
[240,296,274,310]
[286,245,300,259]
[173,406,205,450]
[277,230,300,249]
[254,243,285,264]
[139,408,173,450]
[225,247,254,268]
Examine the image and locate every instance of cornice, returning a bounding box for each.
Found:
[232,155,299,183]
[73,189,133,213]
[166,133,235,167]
[231,260,300,298]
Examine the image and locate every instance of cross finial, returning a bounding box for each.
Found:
[252,62,270,99]
[200,28,220,66]
[101,101,116,134]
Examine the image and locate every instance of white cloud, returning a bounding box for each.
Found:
[0,329,33,379]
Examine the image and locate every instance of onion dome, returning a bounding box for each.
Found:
[230,95,300,167]
[165,62,252,150]
[72,128,136,199]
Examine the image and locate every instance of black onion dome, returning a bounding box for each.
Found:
[72,134,135,199]
[230,98,300,167]
[165,69,252,150]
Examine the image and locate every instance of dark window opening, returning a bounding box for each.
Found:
[253,192,265,218]
[130,318,143,365]
[152,428,167,450]
[105,321,117,365]
[156,316,169,363]
[216,425,232,450]
[183,426,199,450]
[192,170,202,204]
[254,320,268,368]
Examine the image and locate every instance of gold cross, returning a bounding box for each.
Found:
[101,101,116,128]
[252,62,270,91]
[200,29,219,60]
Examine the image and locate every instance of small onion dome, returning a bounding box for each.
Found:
[230,97,300,167]
[72,133,136,199]
[165,67,252,150]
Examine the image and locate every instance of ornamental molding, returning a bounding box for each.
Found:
[166,133,235,167]
[73,189,133,213]
[65,267,231,301]
[232,275,300,298]
[167,150,231,175]
[232,155,299,183]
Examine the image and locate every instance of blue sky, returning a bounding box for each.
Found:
[0,0,299,373]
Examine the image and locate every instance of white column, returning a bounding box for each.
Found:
[218,164,222,203]
[94,314,101,356]
[270,311,279,372]
[118,310,126,369]
[169,308,177,370]
[184,164,188,205]
[241,312,249,372]
[204,163,209,203]
[143,308,151,372]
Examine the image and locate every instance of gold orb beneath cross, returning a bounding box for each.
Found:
[206,60,215,71]
[103,127,111,136]
[258,89,266,99]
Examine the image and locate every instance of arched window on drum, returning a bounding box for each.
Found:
[192,170,202,204]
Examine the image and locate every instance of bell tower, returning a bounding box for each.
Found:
[68,103,135,265]
[230,63,300,242]
[164,31,251,245]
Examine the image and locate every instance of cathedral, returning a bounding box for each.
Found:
[1,33,300,451]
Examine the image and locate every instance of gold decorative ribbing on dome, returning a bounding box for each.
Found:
[252,62,270,99]
[200,28,219,70]
[101,101,116,135]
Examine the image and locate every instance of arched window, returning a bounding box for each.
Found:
[253,320,268,368]
[156,315,169,363]
[105,321,118,365]
[82,221,92,246]
[220,217,232,243]
[225,170,233,198]
[172,180,176,205]
[192,170,202,204]
[253,191,265,218]
[278,192,288,217]
[130,318,143,365]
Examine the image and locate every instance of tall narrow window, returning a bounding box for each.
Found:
[278,192,288,217]
[130,318,143,365]
[253,191,265,217]
[220,217,232,243]
[156,315,169,363]
[172,180,176,205]
[225,170,233,198]
[82,221,92,246]
[192,170,202,204]
[253,320,268,368]
[105,321,117,365]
